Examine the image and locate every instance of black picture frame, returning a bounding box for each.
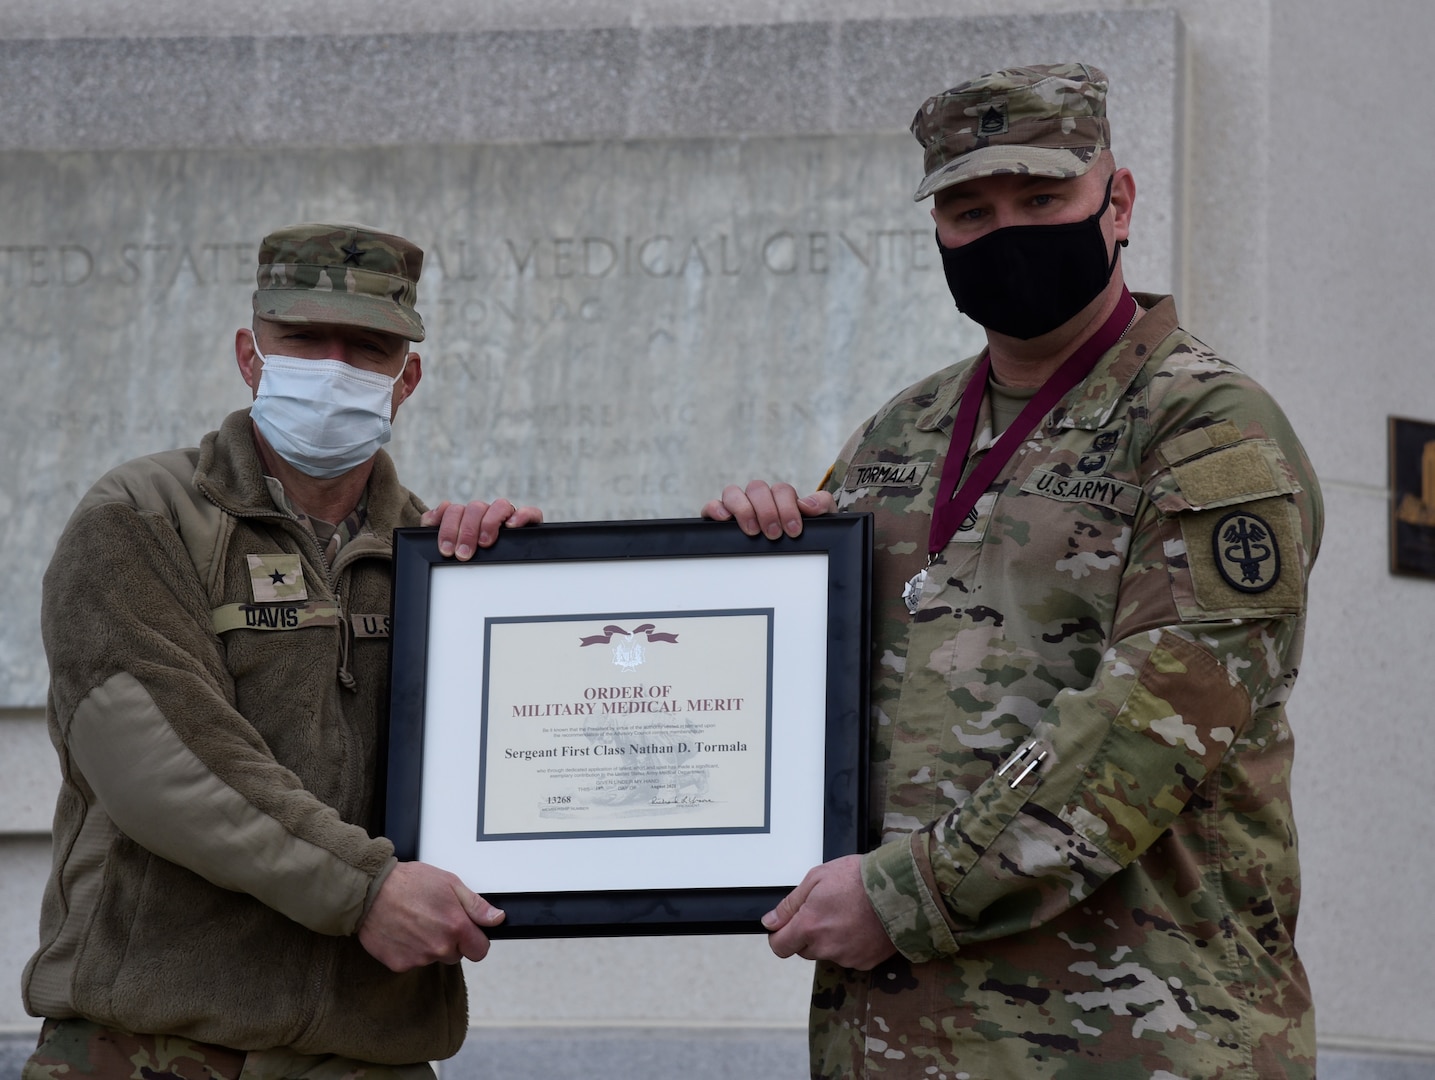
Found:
[384,514,871,937]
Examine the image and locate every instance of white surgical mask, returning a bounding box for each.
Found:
[247,334,408,479]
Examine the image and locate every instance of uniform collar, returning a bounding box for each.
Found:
[914,293,1178,434]
[194,408,407,535]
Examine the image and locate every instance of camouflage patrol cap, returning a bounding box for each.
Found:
[910,62,1110,201]
[253,222,426,342]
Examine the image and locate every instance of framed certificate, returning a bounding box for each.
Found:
[383,515,871,937]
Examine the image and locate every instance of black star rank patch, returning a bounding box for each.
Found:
[246,554,307,602]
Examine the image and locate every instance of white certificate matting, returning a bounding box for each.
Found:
[417,553,829,894]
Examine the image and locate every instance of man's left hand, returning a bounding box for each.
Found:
[762,854,897,970]
[422,499,543,560]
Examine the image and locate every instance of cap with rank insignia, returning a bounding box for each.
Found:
[253,223,426,342]
[910,62,1110,201]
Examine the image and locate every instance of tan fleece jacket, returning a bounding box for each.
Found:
[22,409,467,1063]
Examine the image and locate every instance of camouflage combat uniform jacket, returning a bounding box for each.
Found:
[23,409,467,1063]
[814,295,1321,1079]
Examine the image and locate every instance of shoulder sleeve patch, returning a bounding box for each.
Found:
[1211,509,1281,592]
[1180,496,1304,615]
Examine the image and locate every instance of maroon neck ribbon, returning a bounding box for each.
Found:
[928,288,1137,557]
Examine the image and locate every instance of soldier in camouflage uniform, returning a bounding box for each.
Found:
[23,224,542,1078]
[707,64,1321,1078]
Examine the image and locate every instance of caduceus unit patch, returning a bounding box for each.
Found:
[1212,510,1280,592]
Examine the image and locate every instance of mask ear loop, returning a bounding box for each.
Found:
[245,330,270,399]
[1108,238,1127,277]
[1092,174,1130,277]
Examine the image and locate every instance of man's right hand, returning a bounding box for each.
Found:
[358,861,504,972]
[700,480,834,539]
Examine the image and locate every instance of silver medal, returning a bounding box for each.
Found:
[902,567,928,615]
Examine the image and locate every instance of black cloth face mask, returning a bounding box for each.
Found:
[937,175,1122,340]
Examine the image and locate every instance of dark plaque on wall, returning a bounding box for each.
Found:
[1389,416,1435,578]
